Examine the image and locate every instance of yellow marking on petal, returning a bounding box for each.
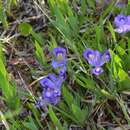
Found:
[88,54,94,59]
[57,53,63,60]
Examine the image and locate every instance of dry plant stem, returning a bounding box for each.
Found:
[28,76,46,88]
[17,71,37,103]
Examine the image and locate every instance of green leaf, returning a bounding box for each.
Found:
[110,50,125,80]
[31,31,43,45]
[23,116,39,130]
[118,78,130,92]
[0,51,6,77]
[118,68,128,81]
[62,86,73,107]
[12,0,17,6]
[0,46,20,110]
[0,47,11,99]
[96,24,104,50]
[75,74,96,90]
[87,0,95,9]
[53,105,79,124]
[27,103,43,129]
[48,34,57,49]
[116,45,126,56]
[100,89,114,99]
[81,0,87,15]
[123,55,130,71]
[6,0,12,15]
[71,104,87,125]
[18,22,32,36]
[108,22,116,43]
[48,105,64,130]
[35,40,46,66]
[102,1,115,19]
[48,0,55,14]
[0,0,8,29]
[67,11,78,36]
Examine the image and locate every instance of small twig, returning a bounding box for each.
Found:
[9,15,43,26]
[0,33,20,43]
[17,71,37,103]
[28,76,46,88]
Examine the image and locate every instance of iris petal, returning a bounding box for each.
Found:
[83,48,105,67]
[114,14,130,33]
[114,14,128,27]
[114,25,130,33]
[92,67,104,75]
[40,78,55,89]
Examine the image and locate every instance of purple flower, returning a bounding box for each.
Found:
[114,14,130,33]
[114,24,130,33]
[52,47,67,78]
[83,49,102,66]
[92,67,104,75]
[52,47,66,68]
[83,48,110,75]
[39,73,64,105]
[114,14,128,27]
[83,48,109,67]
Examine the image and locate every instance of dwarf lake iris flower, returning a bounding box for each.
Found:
[114,14,130,33]
[83,48,110,75]
[39,73,64,106]
[37,47,67,107]
[52,47,67,78]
